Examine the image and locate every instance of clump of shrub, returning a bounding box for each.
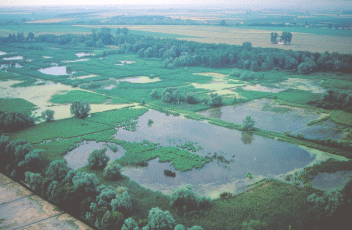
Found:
[103,161,122,180]
[0,111,34,132]
[88,147,110,169]
[170,184,212,211]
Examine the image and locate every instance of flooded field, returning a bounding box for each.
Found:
[64,141,126,169]
[198,99,345,140]
[114,110,317,197]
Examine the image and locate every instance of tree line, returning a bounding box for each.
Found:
[1,28,352,74]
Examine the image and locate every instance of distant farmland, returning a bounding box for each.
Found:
[76,25,352,54]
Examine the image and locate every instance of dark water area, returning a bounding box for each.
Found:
[114,110,316,196]
[311,171,352,191]
[64,141,125,170]
[198,99,345,140]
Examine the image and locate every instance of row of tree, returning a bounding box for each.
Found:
[1,28,351,74]
[270,32,293,45]
[308,89,352,112]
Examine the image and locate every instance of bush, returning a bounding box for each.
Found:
[241,115,255,131]
[208,93,222,107]
[150,89,159,99]
[103,161,122,180]
[45,160,70,182]
[241,219,268,230]
[122,217,139,230]
[146,207,175,230]
[0,111,34,132]
[88,147,110,169]
[170,184,212,211]
[70,100,91,119]
[41,109,55,122]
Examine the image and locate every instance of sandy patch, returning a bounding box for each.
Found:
[242,84,286,93]
[0,173,13,186]
[119,76,161,83]
[278,78,325,94]
[26,18,73,23]
[0,183,32,204]
[76,74,98,79]
[3,56,23,60]
[43,56,52,59]
[62,58,89,63]
[76,52,95,58]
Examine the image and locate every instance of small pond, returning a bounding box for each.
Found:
[39,66,68,76]
[311,171,352,191]
[198,99,345,140]
[115,110,316,196]
[64,141,126,170]
[3,56,23,60]
[76,52,95,58]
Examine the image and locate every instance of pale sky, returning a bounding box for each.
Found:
[0,0,351,8]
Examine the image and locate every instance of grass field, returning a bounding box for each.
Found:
[50,90,109,104]
[0,98,37,114]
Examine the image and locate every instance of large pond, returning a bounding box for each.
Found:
[198,99,346,140]
[114,110,317,197]
[38,66,68,76]
[64,141,125,170]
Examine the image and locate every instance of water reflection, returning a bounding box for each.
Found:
[241,131,254,145]
[115,110,316,196]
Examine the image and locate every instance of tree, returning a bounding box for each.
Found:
[111,191,132,215]
[103,161,122,180]
[241,115,255,131]
[146,207,175,230]
[150,89,159,99]
[209,93,222,107]
[70,100,91,119]
[0,111,34,132]
[72,171,99,193]
[41,109,55,122]
[241,219,268,230]
[25,171,43,193]
[270,32,278,44]
[122,217,139,230]
[121,28,129,35]
[88,147,110,169]
[280,32,292,45]
[297,61,317,75]
[45,160,70,182]
[66,66,73,78]
[141,98,145,105]
[28,32,34,41]
[219,20,227,26]
[170,184,212,211]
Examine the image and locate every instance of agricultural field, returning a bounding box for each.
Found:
[77,25,352,54]
[1,4,352,230]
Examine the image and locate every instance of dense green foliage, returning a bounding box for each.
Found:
[88,147,110,169]
[51,90,108,104]
[170,185,212,211]
[41,109,55,122]
[241,115,255,131]
[0,111,34,132]
[0,98,36,114]
[103,160,122,180]
[70,100,91,119]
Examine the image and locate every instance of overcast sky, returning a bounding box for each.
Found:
[0,0,351,8]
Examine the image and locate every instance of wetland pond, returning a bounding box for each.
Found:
[198,99,346,140]
[64,141,126,170]
[112,109,317,197]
